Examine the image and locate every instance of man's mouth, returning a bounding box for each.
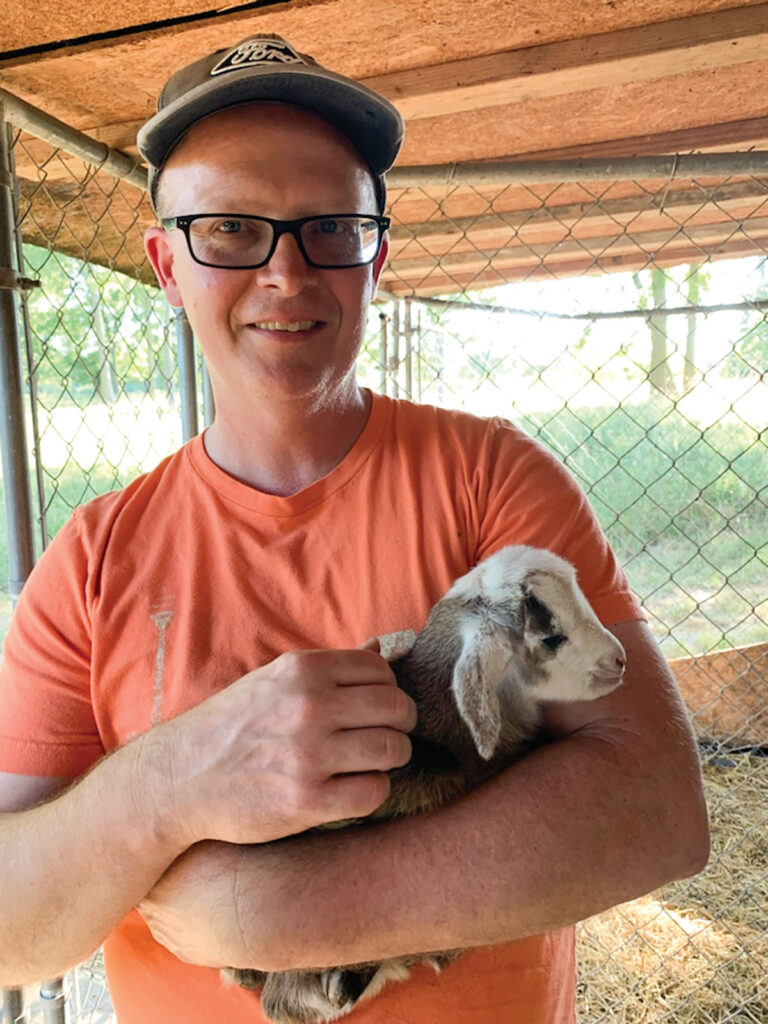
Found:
[251,320,319,332]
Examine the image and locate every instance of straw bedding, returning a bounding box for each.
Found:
[576,752,768,1022]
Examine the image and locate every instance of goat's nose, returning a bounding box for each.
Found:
[598,650,626,675]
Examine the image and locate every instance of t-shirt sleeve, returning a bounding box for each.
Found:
[475,418,643,626]
[0,509,103,777]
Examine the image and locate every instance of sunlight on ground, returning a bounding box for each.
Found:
[32,395,183,472]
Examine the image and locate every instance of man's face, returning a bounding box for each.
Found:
[144,103,388,408]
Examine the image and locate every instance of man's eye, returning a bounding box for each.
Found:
[318,219,342,234]
[541,633,567,652]
[217,219,244,234]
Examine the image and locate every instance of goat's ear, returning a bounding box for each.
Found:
[452,618,511,760]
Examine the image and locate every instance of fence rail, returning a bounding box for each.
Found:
[0,90,766,1024]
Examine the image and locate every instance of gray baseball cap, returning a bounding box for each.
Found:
[137,34,404,212]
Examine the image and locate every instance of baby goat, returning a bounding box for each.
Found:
[228,545,627,1023]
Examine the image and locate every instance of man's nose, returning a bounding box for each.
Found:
[254,231,310,294]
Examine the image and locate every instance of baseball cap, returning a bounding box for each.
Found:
[137,34,404,212]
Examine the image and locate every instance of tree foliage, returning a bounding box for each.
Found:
[22,245,173,405]
[722,257,768,377]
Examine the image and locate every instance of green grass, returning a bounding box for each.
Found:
[520,403,767,657]
[0,399,765,659]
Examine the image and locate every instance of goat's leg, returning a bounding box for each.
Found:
[258,966,379,1024]
[222,966,268,989]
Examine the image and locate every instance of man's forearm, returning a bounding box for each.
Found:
[0,647,417,986]
[229,722,707,971]
[0,740,189,987]
[140,622,710,972]
[146,719,708,973]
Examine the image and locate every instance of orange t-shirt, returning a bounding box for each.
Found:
[0,392,641,1023]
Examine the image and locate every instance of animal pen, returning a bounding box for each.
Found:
[0,86,766,1024]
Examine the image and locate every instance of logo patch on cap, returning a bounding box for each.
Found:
[210,37,306,77]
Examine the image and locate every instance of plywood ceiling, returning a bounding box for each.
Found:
[4,0,768,292]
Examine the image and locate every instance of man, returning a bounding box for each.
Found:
[0,35,708,1024]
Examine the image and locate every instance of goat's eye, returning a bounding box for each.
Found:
[541,633,567,653]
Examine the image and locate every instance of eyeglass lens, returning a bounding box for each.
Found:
[186,215,382,268]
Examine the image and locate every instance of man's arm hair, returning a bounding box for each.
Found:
[0,647,417,987]
[0,746,191,987]
[140,620,710,972]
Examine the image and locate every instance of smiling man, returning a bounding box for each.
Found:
[0,34,708,1024]
[144,99,387,495]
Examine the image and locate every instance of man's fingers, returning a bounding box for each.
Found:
[165,646,417,844]
[325,727,413,774]
[282,648,395,686]
[332,649,395,686]
[319,771,392,821]
[327,680,417,733]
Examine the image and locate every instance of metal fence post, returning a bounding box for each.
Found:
[0,111,36,602]
[39,979,66,1024]
[2,988,27,1023]
[391,298,401,397]
[416,306,422,400]
[175,308,199,441]
[9,134,46,554]
[378,311,389,397]
[403,297,413,400]
[0,104,38,1024]
[201,357,215,428]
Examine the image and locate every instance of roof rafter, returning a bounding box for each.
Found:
[364,4,768,120]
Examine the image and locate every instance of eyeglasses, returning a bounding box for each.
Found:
[160,213,390,270]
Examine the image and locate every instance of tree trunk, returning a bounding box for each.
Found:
[648,267,675,397]
[684,264,702,391]
[156,300,176,401]
[86,271,117,404]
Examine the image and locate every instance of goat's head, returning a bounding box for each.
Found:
[443,546,626,758]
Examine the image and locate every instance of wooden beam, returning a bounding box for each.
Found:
[387,180,768,254]
[670,642,768,748]
[57,113,768,178]
[491,116,768,165]
[10,123,145,186]
[382,235,768,296]
[384,217,768,283]
[85,121,144,152]
[11,135,91,186]
[0,1,307,71]
[364,5,768,121]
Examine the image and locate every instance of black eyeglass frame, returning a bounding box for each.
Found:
[160,213,391,270]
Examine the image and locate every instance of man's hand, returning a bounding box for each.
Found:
[133,648,417,849]
[136,622,708,976]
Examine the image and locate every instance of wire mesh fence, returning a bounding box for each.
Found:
[0,105,766,1023]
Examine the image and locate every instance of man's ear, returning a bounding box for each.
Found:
[144,227,184,308]
[371,232,390,291]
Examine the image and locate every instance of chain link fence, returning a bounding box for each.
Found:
[0,100,766,1023]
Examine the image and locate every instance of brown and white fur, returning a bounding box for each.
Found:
[227,545,627,1023]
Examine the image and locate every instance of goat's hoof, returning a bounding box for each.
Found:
[323,967,377,1007]
[260,968,375,1023]
[223,966,268,990]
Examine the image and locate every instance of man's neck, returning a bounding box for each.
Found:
[202,385,372,497]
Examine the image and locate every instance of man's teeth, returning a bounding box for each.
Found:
[254,321,317,332]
